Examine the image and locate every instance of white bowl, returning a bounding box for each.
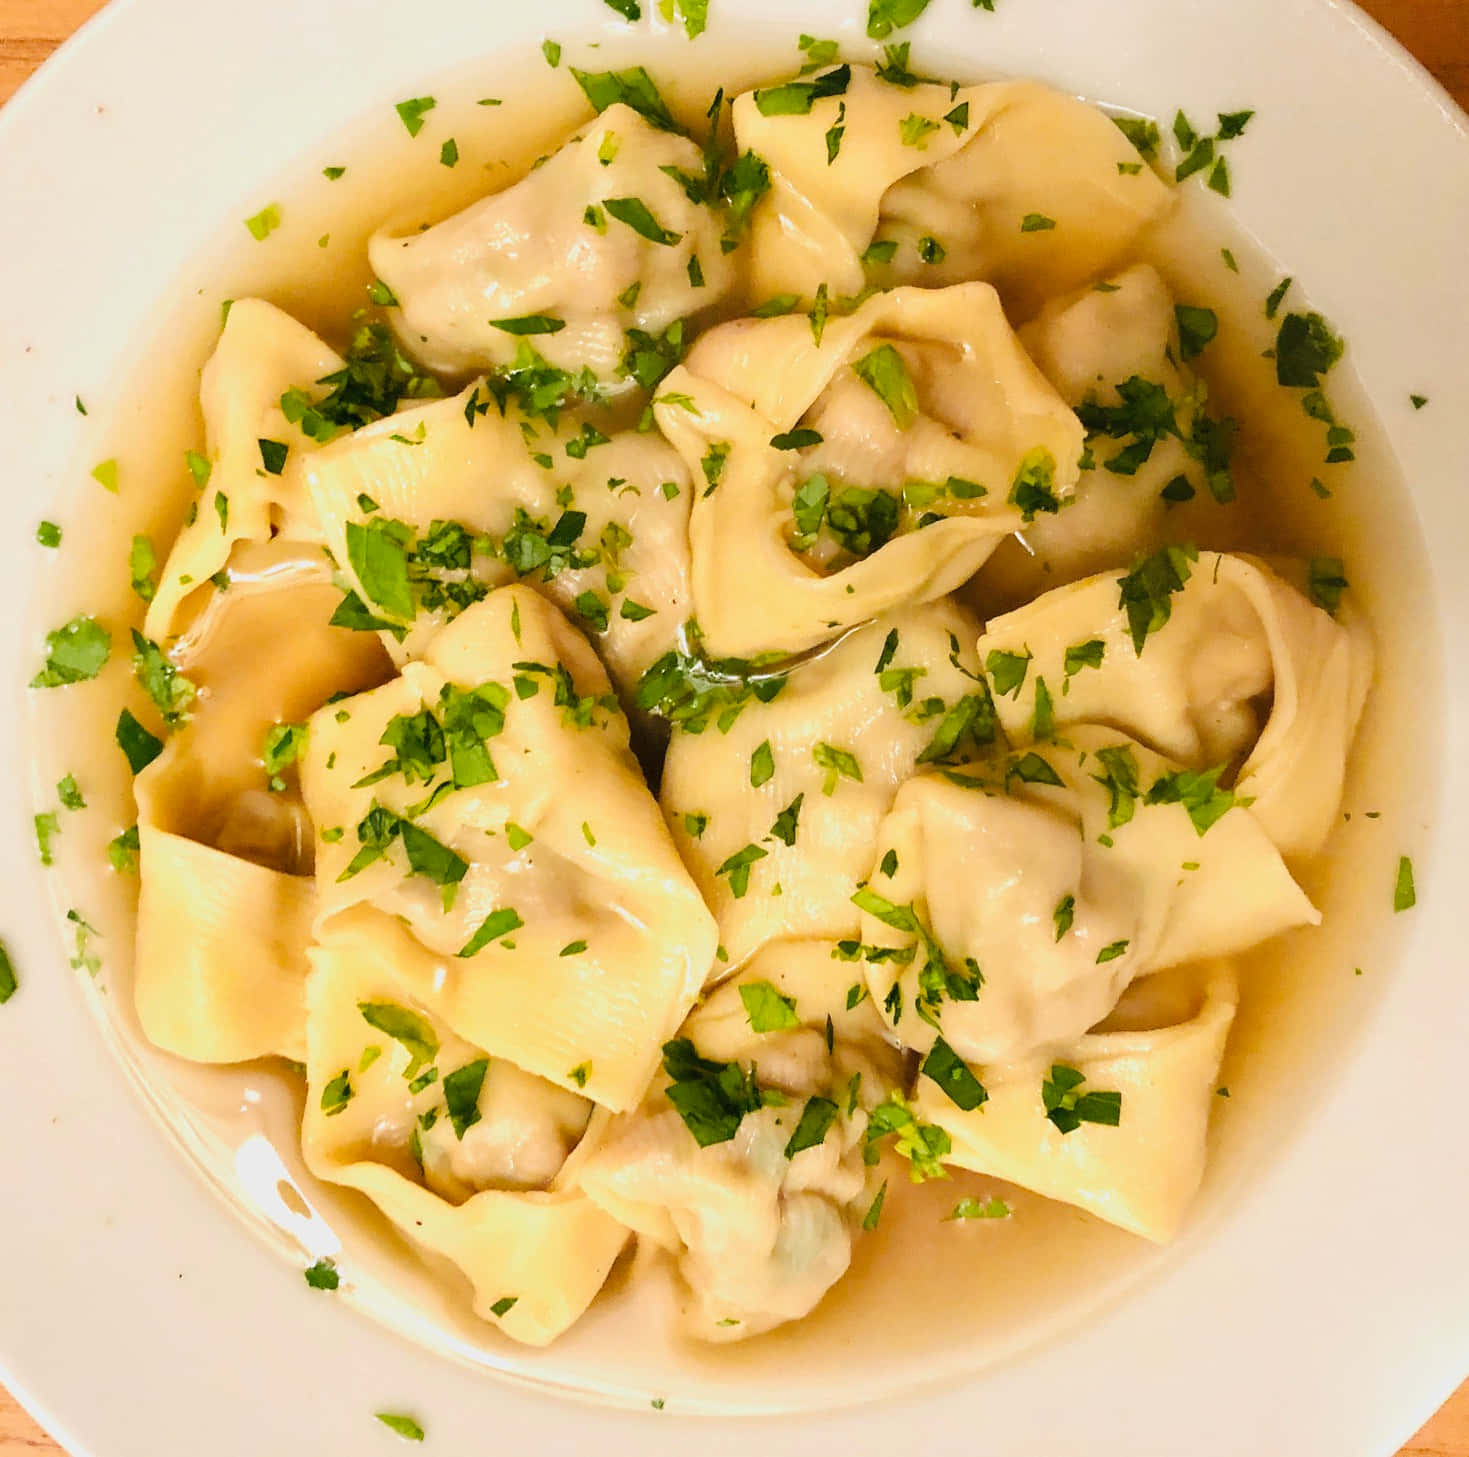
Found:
[2,1,1466,1453]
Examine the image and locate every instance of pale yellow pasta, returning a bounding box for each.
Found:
[656,282,1081,657]
[302,382,692,687]
[578,939,900,1340]
[977,552,1374,856]
[370,103,733,382]
[146,300,344,644]
[299,586,716,1111]
[858,727,1316,1066]
[660,599,986,970]
[734,69,1170,316]
[301,923,629,1345]
[132,550,389,1063]
[916,963,1238,1242]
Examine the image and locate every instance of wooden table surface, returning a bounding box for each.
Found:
[1,0,1466,1451]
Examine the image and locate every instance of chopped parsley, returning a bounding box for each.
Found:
[1008,447,1061,522]
[357,1002,438,1077]
[753,64,851,117]
[1307,556,1348,615]
[750,739,775,787]
[115,709,163,774]
[784,1097,839,1158]
[1275,311,1344,388]
[1088,744,1139,829]
[36,521,61,548]
[320,1070,353,1117]
[604,195,682,246]
[739,979,800,1033]
[948,1196,1011,1220]
[131,630,196,726]
[1053,894,1076,941]
[244,204,281,241]
[1394,855,1416,913]
[661,1037,765,1147]
[899,112,941,148]
[444,1059,489,1138]
[304,1259,340,1291]
[986,648,1031,699]
[571,67,679,132]
[1112,115,1160,158]
[812,742,862,794]
[107,825,140,873]
[374,1412,425,1442]
[262,722,307,791]
[633,640,786,733]
[867,0,930,38]
[394,96,436,136]
[1145,764,1244,835]
[852,344,918,429]
[34,812,59,866]
[1043,1064,1122,1134]
[458,908,525,957]
[1174,304,1218,361]
[865,1092,950,1181]
[715,843,768,897]
[124,534,158,603]
[768,794,804,846]
[920,1037,987,1111]
[1117,544,1198,654]
[1063,639,1105,680]
[31,616,110,688]
[1020,213,1057,232]
[0,943,16,1004]
[57,774,85,810]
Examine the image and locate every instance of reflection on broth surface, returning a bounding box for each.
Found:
[26,28,1438,1413]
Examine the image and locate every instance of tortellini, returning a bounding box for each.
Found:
[656,282,1082,657]
[736,68,1170,315]
[301,921,630,1345]
[370,103,733,382]
[982,262,1207,603]
[915,963,1238,1242]
[977,551,1374,856]
[299,587,716,1112]
[303,381,693,688]
[578,940,900,1339]
[134,547,389,1063]
[858,727,1316,1066]
[659,599,989,968]
[146,301,345,644]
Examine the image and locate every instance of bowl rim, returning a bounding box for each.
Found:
[1,1,1467,1454]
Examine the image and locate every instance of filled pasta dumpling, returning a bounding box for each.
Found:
[658,599,991,969]
[299,586,716,1111]
[134,547,390,1064]
[301,919,630,1345]
[302,380,694,688]
[656,282,1082,657]
[977,549,1374,856]
[578,939,901,1340]
[370,103,734,384]
[856,727,1316,1067]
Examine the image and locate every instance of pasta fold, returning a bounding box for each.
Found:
[578,939,900,1339]
[370,104,733,382]
[977,551,1374,855]
[656,282,1081,657]
[146,300,344,644]
[659,599,989,969]
[858,727,1316,1066]
[915,963,1238,1242]
[302,382,692,687]
[299,587,716,1110]
[300,922,630,1345]
[132,554,389,1063]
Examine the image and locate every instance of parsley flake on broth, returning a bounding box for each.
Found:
[40,37,1406,1364]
